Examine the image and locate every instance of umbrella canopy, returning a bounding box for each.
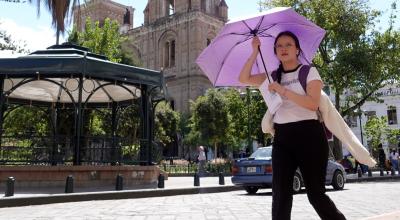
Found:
[196,7,325,87]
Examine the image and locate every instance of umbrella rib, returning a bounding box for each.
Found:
[241,20,253,32]
[214,35,254,85]
[256,24,277,35]
[229,32,254,36]
[255,15,265,32]
[211,31,252,45]
[258,33,274,38]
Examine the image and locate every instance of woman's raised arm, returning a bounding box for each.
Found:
[239,37,266,87]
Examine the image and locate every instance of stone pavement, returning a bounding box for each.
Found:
[1,171,400,219]
[1,181,400,220]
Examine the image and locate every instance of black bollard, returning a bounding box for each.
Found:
[65,175,74,193]
[116,174,123,191]
[218,172,225,185]
[367,168,372,177]
[380,168,384,176]
[357,168,362,178]
[194,173,200,186]
[5,177,15,197]
[391,168,395,176]
[158,173,165,188]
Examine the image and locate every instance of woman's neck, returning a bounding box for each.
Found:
[282,60,300,71]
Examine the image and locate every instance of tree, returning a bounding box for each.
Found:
[29,0,81,44]
[68,17,125,63]
[222,88,270,152]
[188,89,230,158]
[68,17,141,66]
[260,0,400,159]
[364,116,389,152]
[154,101,181,147]
[387,128,400,148]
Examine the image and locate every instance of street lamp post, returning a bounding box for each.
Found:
[246,88,251,156]
[358,112,364,145]
[240,88,257,156]
[354,108,365,145]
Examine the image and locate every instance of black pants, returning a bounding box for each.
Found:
[272,120,346,220]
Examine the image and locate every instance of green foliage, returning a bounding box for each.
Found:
[387,128,400,148]
[154,101,181,146]
[221,88,270,151]
[186,88,270,156]
[364,116,389,151]
[188,89,230,154]
[68,17,126,63]
[3,106,50,136]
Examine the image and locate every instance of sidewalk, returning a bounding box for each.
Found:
[364,210,400,220]
[1,171,400,209]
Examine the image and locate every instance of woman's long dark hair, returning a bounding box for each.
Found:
[273,31,304,83]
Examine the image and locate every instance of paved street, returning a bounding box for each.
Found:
[1,181,400,220]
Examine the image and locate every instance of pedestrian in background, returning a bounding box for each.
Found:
[197,146,207,176]
[378,143,386,171]
[239,31,346,220]
[389,149,399,173]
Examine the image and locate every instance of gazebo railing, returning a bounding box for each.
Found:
[0,135,149,165]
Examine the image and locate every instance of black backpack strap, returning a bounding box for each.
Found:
[271,70,278,82]
[298,65,311,92]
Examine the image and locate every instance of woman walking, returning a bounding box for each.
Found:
[239,31,346,220]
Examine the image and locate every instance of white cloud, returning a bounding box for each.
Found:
[0,18,64,54]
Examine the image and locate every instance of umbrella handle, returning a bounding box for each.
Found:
[258,46,272,83]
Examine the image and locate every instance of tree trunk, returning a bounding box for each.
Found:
[333,136,343,160]
[214,142,218,160]
[56,28,60,45]
[333,92,343,160]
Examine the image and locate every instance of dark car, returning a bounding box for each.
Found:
[231,146,346,194]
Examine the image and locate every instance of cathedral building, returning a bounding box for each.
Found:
[74,0,228,113]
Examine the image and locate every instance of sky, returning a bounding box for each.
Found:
[0,0,399,55]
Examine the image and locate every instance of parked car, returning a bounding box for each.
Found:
[231,146,346,194]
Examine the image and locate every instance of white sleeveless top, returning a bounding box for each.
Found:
[272,65,323,124]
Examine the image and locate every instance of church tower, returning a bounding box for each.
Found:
[128,0,228,113]
[73,0,134,34]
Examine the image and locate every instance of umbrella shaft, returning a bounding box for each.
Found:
[258,46,271,83]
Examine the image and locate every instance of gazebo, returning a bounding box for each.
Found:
[0,44,166,166]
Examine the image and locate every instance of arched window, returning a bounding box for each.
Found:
[388,106,398,125]
[164,42,170,68]
[167,0,175,16]
[170,40,176,66]
[201,0,206,12]
[163,39,176,68]
[160,30,177,69]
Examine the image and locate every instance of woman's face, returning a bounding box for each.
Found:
[275,35,299,63]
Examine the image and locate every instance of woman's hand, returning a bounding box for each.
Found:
[268,82,286,96]
[252,36,261,53]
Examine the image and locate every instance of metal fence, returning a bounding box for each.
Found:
[0,135,162,165]
[161,162,232,175]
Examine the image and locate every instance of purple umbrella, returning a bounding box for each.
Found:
[196,7,325,87]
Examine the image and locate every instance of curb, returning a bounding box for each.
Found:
[347,175,400,183]
[0,185,242,208]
